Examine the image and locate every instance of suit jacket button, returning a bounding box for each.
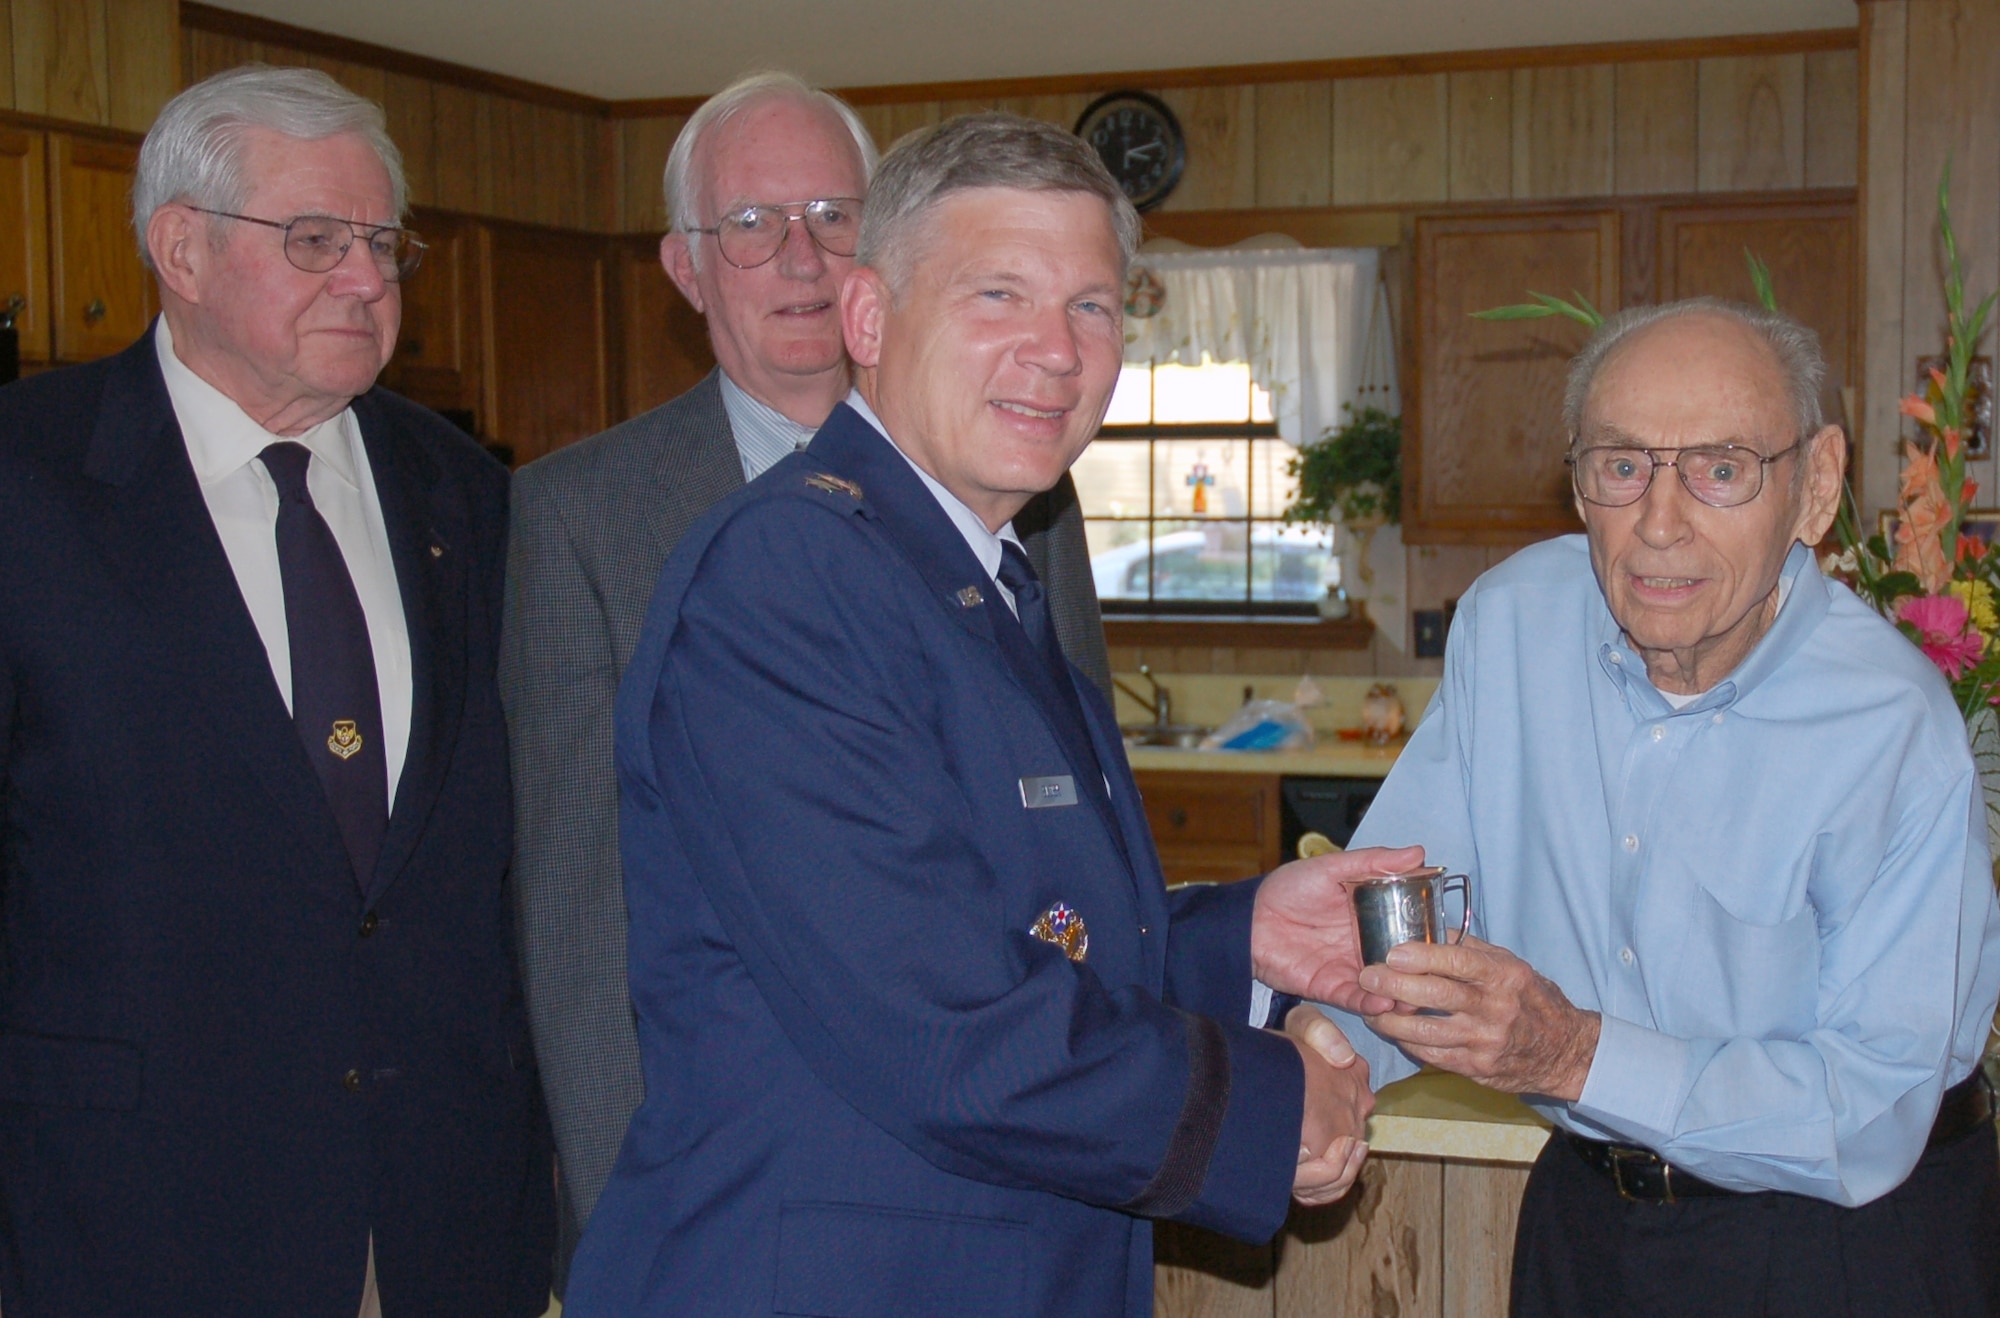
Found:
[358,911,379,937]
[342,1068,363,1093]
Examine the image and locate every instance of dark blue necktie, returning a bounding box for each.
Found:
[997,541,1106,796]
[261,441,387,893]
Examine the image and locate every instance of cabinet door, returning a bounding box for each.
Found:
[1133,770,1280,887]
[480,224,609,468]
[616,235,713,422]
[50,134,154,361]
[379,208,483,418]
[1407,210,1617,544]
[0,129,48,362]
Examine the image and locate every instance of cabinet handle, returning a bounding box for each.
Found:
[82,299,106,326]
[1168,807,1188,828]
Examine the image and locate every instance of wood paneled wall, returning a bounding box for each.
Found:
[181,23,615,232]
[1858,0,2000,519]
[0,0,177,132]
[611,48,1857,233]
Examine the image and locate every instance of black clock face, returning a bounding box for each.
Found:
[1076,92,1185,212]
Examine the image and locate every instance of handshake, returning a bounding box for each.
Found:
[1250,842,1429,1208]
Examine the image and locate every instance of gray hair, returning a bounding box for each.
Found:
[1563,296,1827,442]
[134,64,407,270]
[664,71,877,269]
[856,112,1142,291]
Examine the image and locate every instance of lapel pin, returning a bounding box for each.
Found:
[1030,902,1089,963]
[804,472,863,499]
[429,544,444,559]
[957,585,984,608]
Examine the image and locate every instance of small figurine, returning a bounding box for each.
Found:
[1360,682,1405,745]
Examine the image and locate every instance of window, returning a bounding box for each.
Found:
[1074,356,1334,614]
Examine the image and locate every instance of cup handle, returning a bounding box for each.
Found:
[1442,874,1472,944]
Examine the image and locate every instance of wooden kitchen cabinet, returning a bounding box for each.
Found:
[1133,770,1281,887]
[49,133,154,360]
[379,207,483,419]
[480,220,610,467]
[0,128,48,361]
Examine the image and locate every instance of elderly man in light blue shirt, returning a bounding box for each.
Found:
[1334,297,2000,1316]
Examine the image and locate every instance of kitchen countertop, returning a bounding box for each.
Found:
[1366,1069,1552,1164]
[1122,740,1405,777]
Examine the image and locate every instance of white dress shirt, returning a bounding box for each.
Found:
[156,318,413,803]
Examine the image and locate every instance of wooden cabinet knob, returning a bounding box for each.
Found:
[1168,807,1188,828]
[82,299,105,326]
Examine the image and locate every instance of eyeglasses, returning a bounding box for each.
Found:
[688,198,863,270]
[188,207,426,282]
[1567,437,1807,509]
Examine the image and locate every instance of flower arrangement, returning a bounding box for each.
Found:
[1827,169,2000,723]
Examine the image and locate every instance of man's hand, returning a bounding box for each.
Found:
[1358,936,1600,1101]
[1253,845,1425,1015]
[1284,1005,1372,1205]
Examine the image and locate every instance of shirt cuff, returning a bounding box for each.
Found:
[1248,979,1273,1028]
[1570,1013,1690,1145]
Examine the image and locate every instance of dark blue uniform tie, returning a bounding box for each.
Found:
[261,441,387,893]
[997,541,1107,799]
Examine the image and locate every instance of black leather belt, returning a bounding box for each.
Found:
[1566,1069,1995,1205]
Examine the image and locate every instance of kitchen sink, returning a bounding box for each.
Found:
[1123,725,1211,749]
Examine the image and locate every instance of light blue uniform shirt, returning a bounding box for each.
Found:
[1338,535,2000,1207]
[719,372,817,482]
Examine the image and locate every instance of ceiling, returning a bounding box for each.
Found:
[206,0,1859,102]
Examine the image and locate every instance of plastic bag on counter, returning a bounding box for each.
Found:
[1200,699,1317,752]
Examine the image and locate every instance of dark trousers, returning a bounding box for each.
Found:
[1510,1123,2000,1317]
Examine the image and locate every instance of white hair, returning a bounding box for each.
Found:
[134,64,407,270]
[663,71,877,271]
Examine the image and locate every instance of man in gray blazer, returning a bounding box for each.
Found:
[498,72,1111,1289]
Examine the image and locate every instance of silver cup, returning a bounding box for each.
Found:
[1351,866,1471,965]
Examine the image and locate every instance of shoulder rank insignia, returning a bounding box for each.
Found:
[804,471,863,499]
[1030,902,1089,963]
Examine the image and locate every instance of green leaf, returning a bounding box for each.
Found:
[1744,249,1778,312]
[1470,304,1564,321]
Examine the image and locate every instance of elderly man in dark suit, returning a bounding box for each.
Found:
[499,72,1110,1287]
[566,111,1398,1318]
[0,65,551,1317]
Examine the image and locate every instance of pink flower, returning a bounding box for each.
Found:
[1902,393,1939,427]
[1897,593,1987,679]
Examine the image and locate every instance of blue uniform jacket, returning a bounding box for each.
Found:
[567,404,1302,1316]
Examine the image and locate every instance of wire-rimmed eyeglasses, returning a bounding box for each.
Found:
[188,207,426,282]
[1566,437,1808,509]
[688,198,863,270]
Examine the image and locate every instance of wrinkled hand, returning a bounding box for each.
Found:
[1358,936,1600,1100]
[1252,845,1425,1015]
[1284,1005,1372,1205]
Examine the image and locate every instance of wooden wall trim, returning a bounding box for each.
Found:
[613,27,1857,118]
[179,2,607,117]
[0,110,144,147]
[1104,617,1375,650]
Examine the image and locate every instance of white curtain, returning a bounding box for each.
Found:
[1119,246,1395,446]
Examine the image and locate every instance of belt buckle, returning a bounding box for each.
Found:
[1606,1145,1674,1204]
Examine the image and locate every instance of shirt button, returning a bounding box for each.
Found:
[1609,652,1623,665]
[1139,925,1150,936]
[1623,834,1639,852]
[341,1068,362,1093]
[358,911,379,938]
[1650,725,1665,742]
[1620,946,1636,966]
[1712,712,1724,725]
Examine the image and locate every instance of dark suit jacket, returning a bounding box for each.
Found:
[0,333,553,1317]
[499,369,1109,1286]
[563,404,1299,1317]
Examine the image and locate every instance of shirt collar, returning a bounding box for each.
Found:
[719,371,819,479]
[842,388,1023,581]
[155,317,359,490]
[1595,540,1828,713]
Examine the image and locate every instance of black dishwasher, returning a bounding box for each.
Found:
[1279,777,1382,858]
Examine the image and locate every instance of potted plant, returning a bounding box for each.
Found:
[1284,405,1401,618]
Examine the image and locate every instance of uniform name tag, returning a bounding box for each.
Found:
[1019,775,1077,809]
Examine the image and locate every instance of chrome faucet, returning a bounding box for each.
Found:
[1112,664,1172,730]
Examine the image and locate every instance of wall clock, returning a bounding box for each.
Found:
[1075,91,1186,212]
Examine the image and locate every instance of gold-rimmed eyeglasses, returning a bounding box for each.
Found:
[188,207,426,282]
[688,197,863,270]
[1566,437,1807,509]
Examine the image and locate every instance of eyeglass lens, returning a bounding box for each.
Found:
[1572,446,1767,508]
[714,200,861,268]
[284,216,424,281]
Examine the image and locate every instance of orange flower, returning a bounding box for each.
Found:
[1894,439,1954,593]
[1903,394,1939,427]
[1945,427,1964,459]
[1932,366,1950,392]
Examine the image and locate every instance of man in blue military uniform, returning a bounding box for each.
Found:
[566,112,1410,1317]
